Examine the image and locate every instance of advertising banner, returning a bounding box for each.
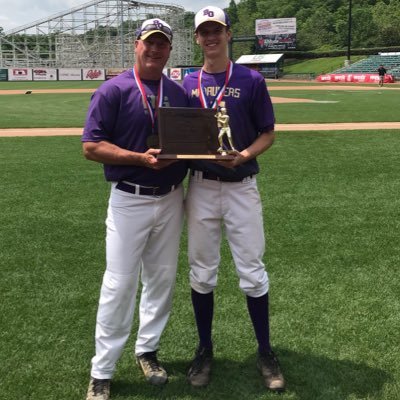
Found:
[256,18,296,50]
[83,68,105,81]
[0,68,8,81]
[169,68,182,81]
[106,68,126,80]
[317,73,395,83]
[33,68,57,81]
[182,67,200,78]
[8,68,33,81]
[58,68,82,80]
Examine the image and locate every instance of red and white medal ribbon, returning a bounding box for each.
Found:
[198,61,233,109]
[133,65,163,132]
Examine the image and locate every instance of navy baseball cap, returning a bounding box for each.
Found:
[136,18,173,43]
[194,6,231,31]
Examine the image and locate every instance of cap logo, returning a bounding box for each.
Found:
[137,18,173,43]
[153,19,162,28]
[203,9,215,17]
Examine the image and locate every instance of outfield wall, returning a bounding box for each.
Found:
[3,68,106,82]
[0,67,201,82]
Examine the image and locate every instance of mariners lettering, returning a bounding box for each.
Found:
[205,87,218,96]
[191,86,240,98]
[225,87,240,98]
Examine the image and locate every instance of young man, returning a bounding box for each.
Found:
[82,18,188,400]
[377,64,387,87]
[182,6,285,392]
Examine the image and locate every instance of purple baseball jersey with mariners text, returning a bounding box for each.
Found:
[183,63,275,179]
[82,69,188,186]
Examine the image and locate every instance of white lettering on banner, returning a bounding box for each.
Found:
[59,68,82,80]
[256,18,296,35]
[316,73,394,83]
[318,75,330,81]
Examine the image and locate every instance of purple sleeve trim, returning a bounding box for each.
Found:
[260,124,275,134]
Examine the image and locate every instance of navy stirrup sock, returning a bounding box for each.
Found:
[191,289,214,349]
[246,292,272,355]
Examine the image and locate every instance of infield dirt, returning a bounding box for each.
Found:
[1,85,399,136]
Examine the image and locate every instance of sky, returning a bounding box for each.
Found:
[0,0,230,32]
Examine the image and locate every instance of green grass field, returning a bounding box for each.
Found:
[0,80,102,90]
[1,80,400,399]
[272,90,400,123]
[283,56,366,75]
[1,80,400,128]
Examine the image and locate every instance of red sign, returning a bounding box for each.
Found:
[86,69,102,79]
[13,68,28,76]
[317,73,394,83]
[170,68,182,80]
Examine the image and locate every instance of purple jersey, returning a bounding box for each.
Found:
[183,63,275,179]
[82,69,188,186]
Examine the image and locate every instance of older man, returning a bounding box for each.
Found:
[82,18,188,400]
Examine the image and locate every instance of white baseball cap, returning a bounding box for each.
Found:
[137,18,173,43]
[194,6,231,31]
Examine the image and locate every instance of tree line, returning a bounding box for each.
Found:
[2,0,399,64]
[227,0,400,53]
[186,0,400,61]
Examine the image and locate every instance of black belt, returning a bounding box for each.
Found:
[116,181,177,196]
[191,170,253,182]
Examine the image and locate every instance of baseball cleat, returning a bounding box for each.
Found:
[136,351,168,385]
[187,346,213,387]
[257,351,285,392]
[86,377,110,400]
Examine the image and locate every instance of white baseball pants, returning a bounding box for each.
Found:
[90,183,184,379]
[186,174,269,298]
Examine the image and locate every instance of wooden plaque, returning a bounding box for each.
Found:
[157,107,234,160]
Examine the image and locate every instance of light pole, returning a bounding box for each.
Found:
[120,0,125,68]
[347,0,352,63]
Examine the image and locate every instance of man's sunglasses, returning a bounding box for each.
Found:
[137,23,173,40]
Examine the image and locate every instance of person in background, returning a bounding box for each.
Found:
[377,64,387,87]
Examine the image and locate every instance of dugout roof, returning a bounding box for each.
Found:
[236,54,284,64]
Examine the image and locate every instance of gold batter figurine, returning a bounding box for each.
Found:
[215,106,236,154]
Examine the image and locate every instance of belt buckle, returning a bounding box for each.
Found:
[152,186,159,196]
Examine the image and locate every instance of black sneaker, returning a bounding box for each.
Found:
[136,351,168,385]
[86,377,110,400]
[257,351,285,392]
[187,346,213,387]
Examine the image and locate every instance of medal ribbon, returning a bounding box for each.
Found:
[133,65,163,132]
[198,61,233,109]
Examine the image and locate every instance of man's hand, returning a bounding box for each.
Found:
[212,150,245,169]
[142,149,177,170]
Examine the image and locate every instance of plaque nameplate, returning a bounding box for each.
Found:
[157,107,234,160]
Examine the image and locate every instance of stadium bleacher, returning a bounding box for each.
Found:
[335,53,400,77]
[389,66,400,78]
